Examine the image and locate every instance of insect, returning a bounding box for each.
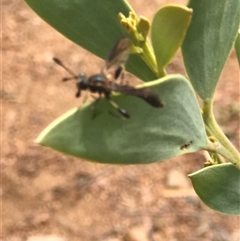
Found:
[180,141,193,150]
[53,38,163,119]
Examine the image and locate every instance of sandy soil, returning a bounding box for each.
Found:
[2,0,240,240]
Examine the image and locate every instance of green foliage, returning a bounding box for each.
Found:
[25,0,240,215]
[189,163,240,215]
[182,0,239,99]
[151,5,192,76]
[36,76,208,164]
[24,0,156,81]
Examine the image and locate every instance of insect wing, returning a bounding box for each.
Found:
[106,38,131,68]
[102,38,131,81]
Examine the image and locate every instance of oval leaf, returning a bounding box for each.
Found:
[151,5,192,75]
[24,0,157,81]
[189,163,240,215]
[36,75,208,164]
[182,0,239,99]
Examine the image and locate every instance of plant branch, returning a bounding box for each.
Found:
[203,99,240,169]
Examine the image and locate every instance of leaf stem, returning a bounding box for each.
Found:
[203,100,240,169]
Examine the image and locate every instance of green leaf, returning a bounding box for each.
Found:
[235,29,240,65]
[182,0,239,99]
[24,0,157,81]
[36,75,208,164]
[151,5,192,75]
[189,163,240,215]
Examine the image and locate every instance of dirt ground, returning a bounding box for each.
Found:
[2,0,240,240]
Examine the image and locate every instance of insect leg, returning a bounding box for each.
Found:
[91,97,103,119]
[114,66,128,86]
[76,88,81,98]
[114,66,124,80]
[108,99,130,119]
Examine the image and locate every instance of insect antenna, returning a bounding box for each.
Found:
[53,57,78,81]
[62,77,76,82]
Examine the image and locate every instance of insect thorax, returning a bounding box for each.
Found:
[88,74,107,84]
